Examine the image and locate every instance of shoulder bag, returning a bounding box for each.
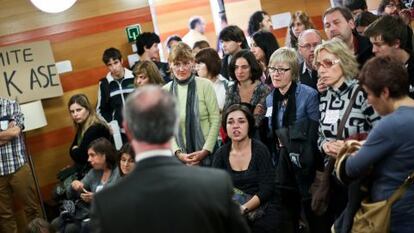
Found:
[351,171,414,233]
[309,86,361,215]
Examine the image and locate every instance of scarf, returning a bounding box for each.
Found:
[271,82,297,136]
[169,74,205,153]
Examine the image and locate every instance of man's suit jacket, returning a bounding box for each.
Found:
[299,62,318,91]
[90,156,250,233]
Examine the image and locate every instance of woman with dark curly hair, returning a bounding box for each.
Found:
[247,11,273,37]
[213,104,276,233]
[224,50,270,127]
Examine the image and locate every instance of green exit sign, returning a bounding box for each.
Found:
[125,24,142,43]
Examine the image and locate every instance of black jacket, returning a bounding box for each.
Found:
[90,156,250,233]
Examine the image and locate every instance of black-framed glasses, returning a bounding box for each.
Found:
[314,59,340,69]
[268,67,291,75]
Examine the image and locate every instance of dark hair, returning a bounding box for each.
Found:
[364,15,409,50]
[378,0,404,15]
[189,17,202,29]
[193,40,210,50]
[323,7,354,22]
[359,56,409,98]
[102,47,122,64]
[166,35,182,49]
[118,142,134,176]
[354,11,379,27]
[195,48,221,77]
[247,11,268,36]
[344,0,368,11]
[219,25,249,49]
[88,138,117,170]
[252,31,279,65]
[229,50,262,84]
[136,32,161,56]
[222,104,255,138]
[124,86,177,144]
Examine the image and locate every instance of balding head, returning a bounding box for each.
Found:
[123,86,178,144]
[298,29,322,68]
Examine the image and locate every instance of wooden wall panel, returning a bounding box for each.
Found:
[151,0,217,59]
[0,0,154,216]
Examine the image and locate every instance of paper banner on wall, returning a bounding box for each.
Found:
[0,40,63,103]
[271,12,292,29]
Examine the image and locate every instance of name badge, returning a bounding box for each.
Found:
[324,110,340,124]
[265,106,273,117]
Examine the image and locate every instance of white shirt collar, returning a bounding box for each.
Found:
[135,149,173,163]
[302,62,313,74]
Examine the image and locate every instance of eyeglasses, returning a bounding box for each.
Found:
[299,42,320,50]
[314,59,340,69]
[268,67,291,75]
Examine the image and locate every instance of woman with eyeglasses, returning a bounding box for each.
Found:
[163,42,220,166]
[224,50,270,129]
[313,38,380,228]
[264,47,321,232]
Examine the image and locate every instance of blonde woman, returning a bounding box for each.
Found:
[313,38,380,228]
[133,60,165,87]
[68,94,111,174]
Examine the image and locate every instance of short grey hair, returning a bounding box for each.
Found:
[269,47,300,82]
[124,86,178,144]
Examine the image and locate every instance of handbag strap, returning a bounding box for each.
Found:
[387,170,414,204]
[337,85,361,140]
[325,85,361,174]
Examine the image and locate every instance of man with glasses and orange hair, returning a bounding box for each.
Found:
[298,29,322,90]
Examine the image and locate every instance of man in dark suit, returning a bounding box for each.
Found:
[298,29,322,91]
[90,86,250,233]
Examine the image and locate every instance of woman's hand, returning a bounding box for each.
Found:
[323,140,345,158]
[187,150,209,166]
[176,151,192,164]
[317,78,328,93]
[253,104,265,116]
[80,191,93,203]
[71,180,84,192]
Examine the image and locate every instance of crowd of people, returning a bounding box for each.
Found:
[2,0,414,233]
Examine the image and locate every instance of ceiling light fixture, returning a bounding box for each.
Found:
[30,0,77,14]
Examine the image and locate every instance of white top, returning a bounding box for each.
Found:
[182,30,209,48]
[212,75,229,111]
[135,149,172,163]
